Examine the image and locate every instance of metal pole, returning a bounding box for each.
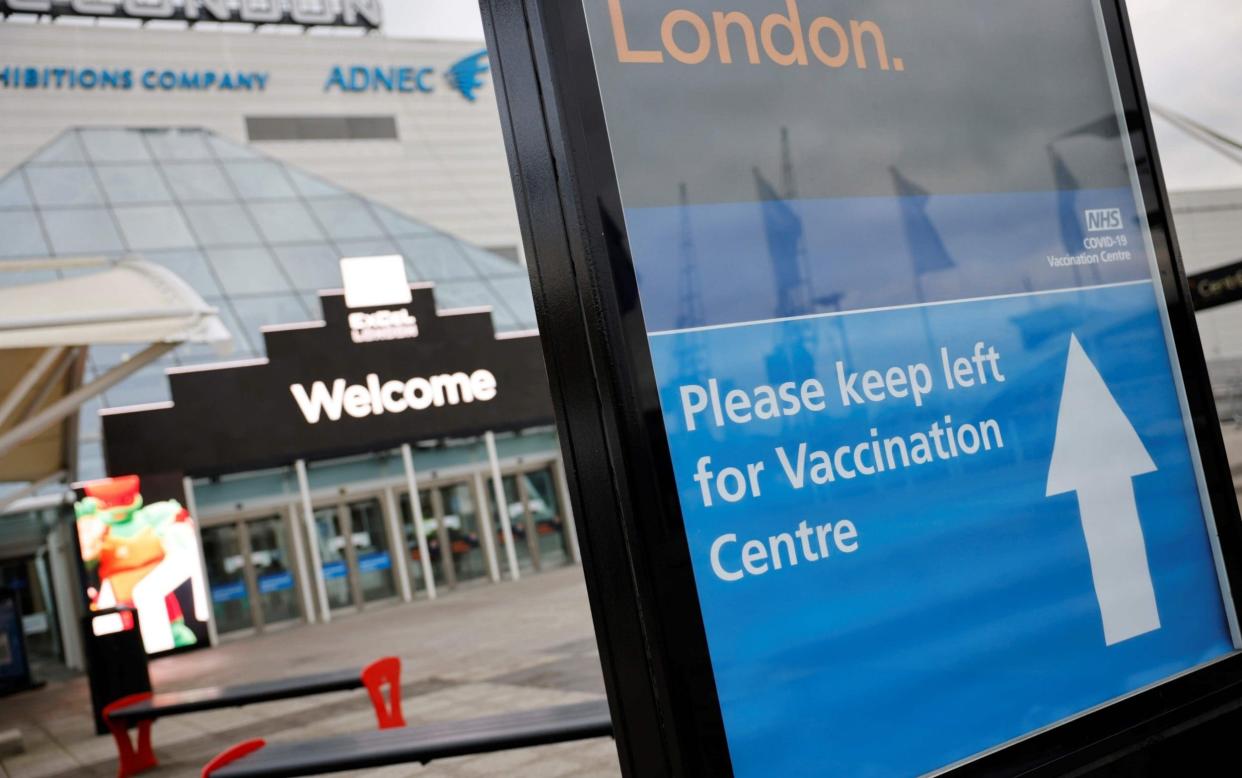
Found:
[295,459,331,623]
[48,519,85,671]
[485,431,520,581]
[552,455,581,564]
[0,346,66,429]
[400,444,437,599]
[383,486,413,602]
[472,469,502,582]
[180,476,219,646]
[285,502,316,625]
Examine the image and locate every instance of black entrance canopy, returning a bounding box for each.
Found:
[101,285,554,478]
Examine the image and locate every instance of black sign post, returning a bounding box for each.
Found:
[481,1,1242,775]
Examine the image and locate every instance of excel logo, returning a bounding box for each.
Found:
[1085,208,1124,232]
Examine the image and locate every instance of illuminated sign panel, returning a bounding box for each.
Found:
[101,286,553,477]
[74,475,210,657]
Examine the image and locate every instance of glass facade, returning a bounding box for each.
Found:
[0,127,538,482]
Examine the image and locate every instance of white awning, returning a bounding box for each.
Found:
[0,257,229,349]
[0,257,230,496]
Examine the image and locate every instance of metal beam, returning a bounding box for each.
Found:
[401,443,437,599]
[485,431,520,581]
[0,342,174,462]
[181,475,219,647]
[16,346,80,424]
[0,346,66,430]
[295,459,331,623]
[383,486,413,603]
[0,469,66,514]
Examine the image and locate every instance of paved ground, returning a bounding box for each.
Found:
[0,565,622,778]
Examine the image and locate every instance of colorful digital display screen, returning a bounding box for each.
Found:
[74,475,210,656]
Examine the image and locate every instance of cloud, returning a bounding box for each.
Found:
[382,1,484,41]
[1112,0,1242,190]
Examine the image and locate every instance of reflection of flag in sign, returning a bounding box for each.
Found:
[1058,115,1121,141]
[1049,147,1085,254]
[754,168,807,317]
[445,49,490,102]
[890,167,955,282]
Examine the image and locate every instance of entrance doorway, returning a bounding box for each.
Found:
[311,497,399,614]
[0,553,59,666]
[201,512,303,635]
[399,479,493,591]
[488,465,572,573]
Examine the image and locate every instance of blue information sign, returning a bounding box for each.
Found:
[578,0,1240,774]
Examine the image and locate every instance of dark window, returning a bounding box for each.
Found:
[484,245,522,264]
[245,116,399,142]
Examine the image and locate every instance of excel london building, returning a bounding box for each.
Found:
[0,4,579,673]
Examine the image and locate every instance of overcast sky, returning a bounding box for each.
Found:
[385,1,1242,193]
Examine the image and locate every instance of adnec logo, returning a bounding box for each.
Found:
[323,50,490,102]
[445,50,490,102]
[290,369,498,424]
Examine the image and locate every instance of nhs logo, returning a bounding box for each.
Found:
[1085,208,1124,232]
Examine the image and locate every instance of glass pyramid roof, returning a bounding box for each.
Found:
[0,127,537,480]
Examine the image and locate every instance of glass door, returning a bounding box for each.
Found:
[345,498,396,604]
[201,523,252,634]
[313,506,353,611]
[440,483,488,582]
[246,514,300,626]
[0,555,57,661]
[492,475,537,572]
[521,467,570,569]
[400,490,450,592]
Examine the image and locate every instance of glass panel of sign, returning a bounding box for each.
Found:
[201,524,252,634]
[576,0,1240,772]
[247,515,300,626]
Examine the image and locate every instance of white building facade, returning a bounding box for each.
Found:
[0,21,524,257]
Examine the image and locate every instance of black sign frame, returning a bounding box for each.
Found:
[480,0,1242,775]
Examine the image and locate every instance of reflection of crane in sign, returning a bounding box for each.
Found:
[753,128,848,395]
[753,127,813,319]
[674,182,707,388]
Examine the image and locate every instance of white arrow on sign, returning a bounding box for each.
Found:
[1046,333,1161,646]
